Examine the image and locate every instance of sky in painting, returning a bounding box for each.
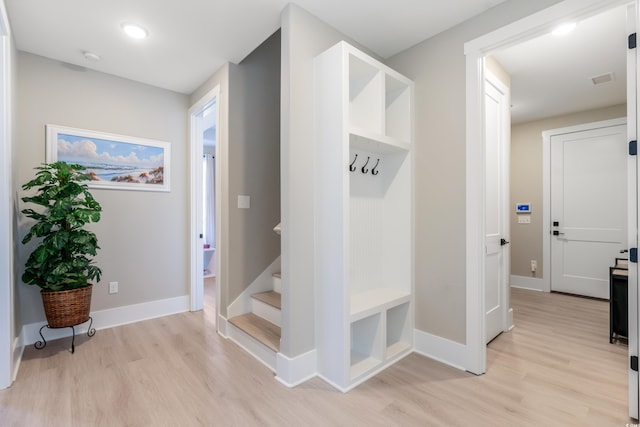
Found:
[57,133,164,168]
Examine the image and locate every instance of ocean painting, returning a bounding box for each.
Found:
[46,125,171,192]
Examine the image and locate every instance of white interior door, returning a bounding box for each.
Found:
[484,68,510,344]
[550,121,627,299]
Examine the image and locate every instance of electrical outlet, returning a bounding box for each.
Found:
[109,281,118,294]
[531,260,537,272]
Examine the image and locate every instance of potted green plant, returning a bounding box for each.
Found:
[21,161,102,328]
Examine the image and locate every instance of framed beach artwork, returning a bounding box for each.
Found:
[45,125,171,192]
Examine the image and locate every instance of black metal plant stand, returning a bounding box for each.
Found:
[34,316,95,353]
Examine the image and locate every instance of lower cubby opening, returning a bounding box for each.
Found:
[386,302,411,359]
[350,313,383,380]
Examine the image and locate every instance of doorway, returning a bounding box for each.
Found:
[189,86,220,317]
[465,0,638,417]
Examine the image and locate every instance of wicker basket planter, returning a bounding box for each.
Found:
[41,285,93,328]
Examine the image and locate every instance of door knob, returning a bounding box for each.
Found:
[500,238,510,246]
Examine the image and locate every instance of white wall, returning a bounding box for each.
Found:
[15,52,190,327]
[386,0,562,344]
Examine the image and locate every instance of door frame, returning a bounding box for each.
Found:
[541,117,627,294]
[188,86,221,316]
[464,0,634,375]
[0,0,12,390]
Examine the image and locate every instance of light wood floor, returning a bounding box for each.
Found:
[0,286,631,426]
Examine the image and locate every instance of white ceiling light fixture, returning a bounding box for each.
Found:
[122,23,148,39]
[552,22,577,36]
[83,51,101,62]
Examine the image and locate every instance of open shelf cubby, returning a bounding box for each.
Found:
[385,74,411,143]
[349,54,383,133]
[350,313,383,380]
[386,302,412,359]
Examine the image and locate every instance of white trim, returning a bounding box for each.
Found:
[465,46,486,375]
[510,275,545,292]
[12,337,22,382]
[542,118,626,295]
[413,329,466,372]
[188,86,220,315]
[217,314,228,338]
[21,295,189,346]
[275,349,317,387]
[464,0,633,378]
[0,1,12,390]
[628,3,639,419]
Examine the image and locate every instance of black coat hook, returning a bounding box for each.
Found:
[361,156,370,174]
[349,153,358,172]
[371,158,380,175]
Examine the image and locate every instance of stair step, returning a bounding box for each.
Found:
[228,313,280,352]
[273,272,281,279]
[252,291,281,309]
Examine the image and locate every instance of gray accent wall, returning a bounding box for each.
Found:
[227,31,282,308]
[386,0,562,344]
[15,52,190,324]
[191,31,281,318]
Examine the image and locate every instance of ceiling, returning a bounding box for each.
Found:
[6,1,626,124]
[5,0,509,95]
[492,5,627,124]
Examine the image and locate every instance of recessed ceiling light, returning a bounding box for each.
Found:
[122,23,148,39]
[552,22,577,36]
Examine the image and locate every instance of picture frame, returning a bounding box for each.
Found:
[46,124,171,192]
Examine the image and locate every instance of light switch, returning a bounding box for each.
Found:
[518,215,531,224]
[238,195,250,209]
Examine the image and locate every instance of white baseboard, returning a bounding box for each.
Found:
[413,329,466,371]
[217,314,228,338]
[21,295,190,346]
[510,275,545,292]
[12,336,23,382]
[275,349,317,387]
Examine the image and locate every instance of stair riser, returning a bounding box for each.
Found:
[227,323,277,371]
[273,275,281,293]
[252,299,281,327]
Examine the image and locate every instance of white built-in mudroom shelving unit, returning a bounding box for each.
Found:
[315,41,413,391]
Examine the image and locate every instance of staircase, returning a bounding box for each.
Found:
[228,271,282,369]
